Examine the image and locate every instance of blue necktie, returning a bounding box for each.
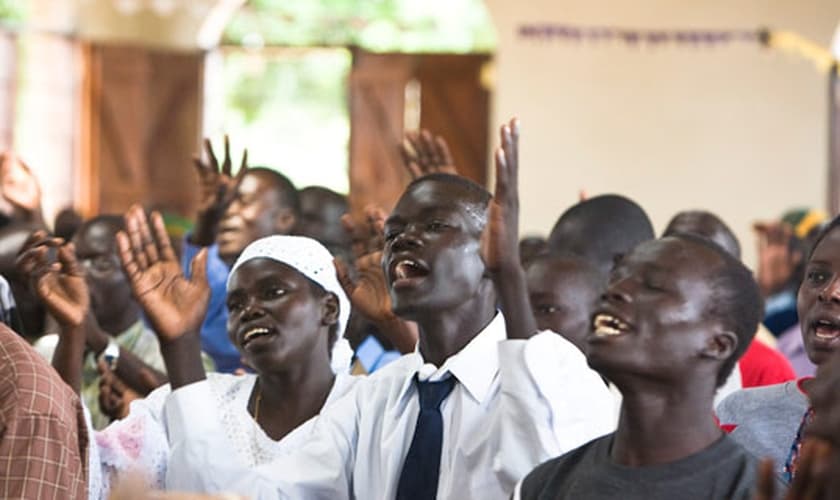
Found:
[395,374,456,500]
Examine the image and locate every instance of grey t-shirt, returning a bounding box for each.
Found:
[716,380,809,482]
[518,433,762,500]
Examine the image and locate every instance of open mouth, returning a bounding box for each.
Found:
[389,258,430,288]
[812,318,840,341]
[592,313,632,337]
[240,326,277,349]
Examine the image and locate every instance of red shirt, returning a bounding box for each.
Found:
[738,340,796,388]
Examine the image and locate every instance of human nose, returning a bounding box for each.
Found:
[818,275,840,304]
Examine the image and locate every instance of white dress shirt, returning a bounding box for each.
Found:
[164,312,616,499]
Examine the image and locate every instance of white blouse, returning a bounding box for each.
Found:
[164,313,618,500]
[87,372,359,499]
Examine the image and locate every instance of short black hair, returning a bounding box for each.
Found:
[299,186,348,210]
[81,214,126,235]
[248,167,301,218]
[670,233,763,387]
[404,173,491,230]
[548,194,654,276]
[663,210,741,260]
[53,208,83,241]
[807,214,840,261]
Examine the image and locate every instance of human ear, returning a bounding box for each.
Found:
[700,330,737,361]
[321,292,340,327]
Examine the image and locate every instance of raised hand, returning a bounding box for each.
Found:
[15,230,88,328]
[117,205,210,344]
[481,118,522,273]
[481,118,536,340]
[0,152,42,221]
[191,135,248,246]
[400,129,457,179]
[753,221,797,297]
[336,205,418,353]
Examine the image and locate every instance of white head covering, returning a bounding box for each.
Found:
[227,235,353,374]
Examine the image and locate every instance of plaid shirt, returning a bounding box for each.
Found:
[0,323,88,499]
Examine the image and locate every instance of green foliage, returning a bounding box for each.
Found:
[219,48,352,193]
[0,0,24,25]
[224,0,496,53]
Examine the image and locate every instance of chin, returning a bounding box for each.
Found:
[390,300,425,321]
[218,243,244,263]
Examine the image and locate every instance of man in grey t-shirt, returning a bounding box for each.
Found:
[516,235,773,500]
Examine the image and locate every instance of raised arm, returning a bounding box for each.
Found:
[16,230,88,393]
[117,205,210,389]
[481,118,537,340]
[0,152,44,225]
[190,135,249,247]
[400,129,458,179]
[335,205,418,354]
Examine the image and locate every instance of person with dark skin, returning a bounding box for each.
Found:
[519,235,548,268]
[755,345,840,499]
[547,194,655,277]
[525,253,602,353]
[334,128,463,368]
[160,119,614,499]
[186,136,300,372]
[18,205,358,496]
[0,222,45,337]
[718,216,840,486]
[516,234,769,499]
[664,210,741,259]
[18,216,171,428]
[296,186,351,260]
[663,210,795,394]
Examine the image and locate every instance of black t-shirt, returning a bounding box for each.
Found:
[520,433,764,500]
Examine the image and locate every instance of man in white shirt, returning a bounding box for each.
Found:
[162,119,615,499]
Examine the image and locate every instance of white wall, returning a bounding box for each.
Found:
[485,0,840,267]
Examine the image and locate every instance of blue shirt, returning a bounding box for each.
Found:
[181,238,242,373]
[355,334,402,373]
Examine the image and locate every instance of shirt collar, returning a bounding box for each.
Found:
[397,312,506,405]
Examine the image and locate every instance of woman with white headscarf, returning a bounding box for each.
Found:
[31,207,359,499]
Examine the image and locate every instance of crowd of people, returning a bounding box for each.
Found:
[2,118,840,500]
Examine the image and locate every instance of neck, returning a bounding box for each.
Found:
[415,282,497,366]
[254,350,336,440]
[611,379,722,467]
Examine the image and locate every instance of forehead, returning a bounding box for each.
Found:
[73,221,118,254]
[389,180,483,222]
[619,238,719,280]
[237,171,280,198]
[300,194,344,219]
[228,258,305,291]
[810,227,840,263]
[528,257,598,288]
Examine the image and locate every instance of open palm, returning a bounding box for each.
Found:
[17,233,88,327]
[117,206,209,343]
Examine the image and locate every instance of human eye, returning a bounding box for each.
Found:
[226,296,244,313]
[263,285,287,300]
[534,304,558,315]
[806,268,831,285]
[426,220,452,232]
